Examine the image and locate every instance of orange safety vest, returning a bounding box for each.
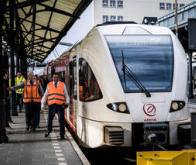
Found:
[23,80,41,103]
[47,81,66,105]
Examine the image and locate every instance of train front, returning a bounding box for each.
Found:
[102,24,188,147]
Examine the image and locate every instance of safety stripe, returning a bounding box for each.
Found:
[48,93,64,97]
[25,84,37,87]
[23,97,41,99]
[48,98,65,101]
[23,99,40,101]
[16,89,24,94]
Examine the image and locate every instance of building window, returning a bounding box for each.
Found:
[166,3,172,10]
[182,12,184,21]
[179,4,185,8]
[103,15,109,23]
[79,59,103,102]
[110,0,116,8]
[110,16,116,21]
[160,3,165,10]
[117,0,123,8]
[173,3,178,10]
[117,16,123,21]
[102,0,108,7]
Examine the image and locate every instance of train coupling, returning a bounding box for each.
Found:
[143,123,168,145]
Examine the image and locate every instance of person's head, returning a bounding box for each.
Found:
[17,72,22,77]
[52,73,59,82]
[28,71,34,80]
[33,75,37,80]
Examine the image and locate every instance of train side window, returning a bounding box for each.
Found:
[79,58,103,102]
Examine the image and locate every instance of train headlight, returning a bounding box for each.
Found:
[107,102,129,114]
[171,102,179,110]
[170,101,185,112]
[118,104,127,112]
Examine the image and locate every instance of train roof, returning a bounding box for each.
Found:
[49,23,174,65]
[95,23,172,35]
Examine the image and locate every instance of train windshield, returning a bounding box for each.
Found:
[106,35,173,92]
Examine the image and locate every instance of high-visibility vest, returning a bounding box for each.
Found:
[15,76,25,94]
[23,80,41,103]
[47,81,66,105]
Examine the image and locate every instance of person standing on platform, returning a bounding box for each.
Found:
[34,75,42,128]
[15,72,25,113]
[9,72,44,132]
[41,73,70,140]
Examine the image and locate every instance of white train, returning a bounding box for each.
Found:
[50,23,188,148]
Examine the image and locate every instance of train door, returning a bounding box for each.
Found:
[77,58,103,141]
[68,57,77,132]
[193,64,196,95]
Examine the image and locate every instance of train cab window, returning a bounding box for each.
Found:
[106,35,173,92]
[79,59,103,102]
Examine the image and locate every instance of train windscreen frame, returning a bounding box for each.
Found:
[105,35,174,93]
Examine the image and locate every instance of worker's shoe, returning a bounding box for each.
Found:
[60,136,65,140]
[26,126,30,132]
[45,132,50,137]
[0,135,9,144]
[32,127,36,132]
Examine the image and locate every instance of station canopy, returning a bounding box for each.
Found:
[3,0,92,62]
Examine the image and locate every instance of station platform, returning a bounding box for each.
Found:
[0,111,90,165]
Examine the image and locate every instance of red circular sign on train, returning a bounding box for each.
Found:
[143,104,156,116]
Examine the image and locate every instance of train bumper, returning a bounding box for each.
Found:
[77,117,190,147]
[77,117,131,148]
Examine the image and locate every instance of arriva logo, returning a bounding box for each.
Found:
[143,104,156,116]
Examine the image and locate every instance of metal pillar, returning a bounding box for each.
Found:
[19,30,28,78]
[189,52,194,99]
[0,0,9,143]
[4,50,12,126]
[9,0,17,116]
[21,50,28,78]
[16,42,20,73]
[15,13,20,73]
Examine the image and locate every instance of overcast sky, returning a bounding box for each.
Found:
[43,3,93,63]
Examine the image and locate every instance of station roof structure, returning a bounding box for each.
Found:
[1,0,92,62]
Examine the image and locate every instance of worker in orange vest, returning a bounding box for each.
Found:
[41,73,70,140]
[9,71,44,132]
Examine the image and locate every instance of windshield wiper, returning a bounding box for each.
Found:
[121,50,151,97]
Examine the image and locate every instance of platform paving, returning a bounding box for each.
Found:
[0,111,85,165]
